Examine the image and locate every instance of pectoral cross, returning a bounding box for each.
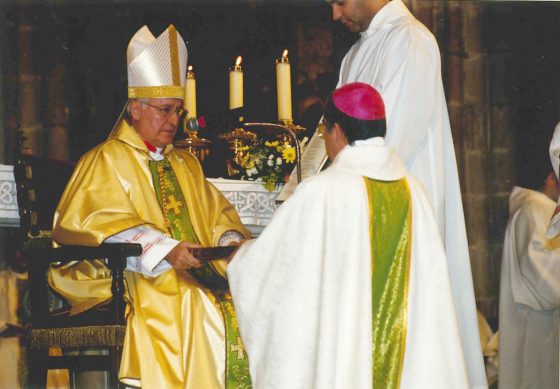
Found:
[165,195,183,215]
[230,337,245,360]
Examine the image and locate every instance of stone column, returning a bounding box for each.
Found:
[445,3,465,162]
[409,0,433,30]
[18,11,43,157]
[486,5,516,326]
[460,3,503,321]
[46,61,69,161]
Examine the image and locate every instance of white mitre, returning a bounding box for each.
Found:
[127,24,187,99]
[547,121,560,238]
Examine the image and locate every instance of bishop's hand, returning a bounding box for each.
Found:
[226,240,246,264]
[166,241,203,270]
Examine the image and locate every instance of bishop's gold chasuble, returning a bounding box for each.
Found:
[49,120,250,389]
[365,177,411,388]
[148,158,250,388]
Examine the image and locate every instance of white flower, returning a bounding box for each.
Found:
[250,167,259,175]
[267,159,274,167]
[276,157,282,166]
[268,154,274,160]
[246,169,253,177]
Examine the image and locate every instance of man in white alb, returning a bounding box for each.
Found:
[499,149,560,389]
[323,1,486,387]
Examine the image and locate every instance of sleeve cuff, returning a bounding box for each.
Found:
[105,226,179,275]
[218,230,244,246]
[141,236,179,272]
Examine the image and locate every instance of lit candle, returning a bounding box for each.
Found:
[229,56,243,109]
[276,49,292,122]
[184,65,197,119]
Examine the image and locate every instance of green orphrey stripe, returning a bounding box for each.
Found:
[148,159,252,389]
[148,159,226,289]
[364,177,412,389]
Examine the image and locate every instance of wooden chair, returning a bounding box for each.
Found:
[13,134,141,389]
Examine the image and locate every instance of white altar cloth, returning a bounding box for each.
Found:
[0,169,279,236]
[0,165,19,228]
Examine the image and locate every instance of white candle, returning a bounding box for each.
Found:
[229,56,243,109]
[184,66,197,119]
[276,49,292,122]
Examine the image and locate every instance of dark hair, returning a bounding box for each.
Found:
[323,94,386,145]
[516,151,554,191]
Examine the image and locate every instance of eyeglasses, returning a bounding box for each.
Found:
[317,122,328,138]
[142,102,186,119]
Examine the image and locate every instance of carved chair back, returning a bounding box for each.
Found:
[13,134,140,389]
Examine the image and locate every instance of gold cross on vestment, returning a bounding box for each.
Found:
[230,337,245,360]
[165,195,183,215]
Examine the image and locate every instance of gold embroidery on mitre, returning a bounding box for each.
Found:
[128,86,184,99]
[168,25,181,87]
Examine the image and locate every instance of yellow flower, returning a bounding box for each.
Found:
[282,146,296,163]
[264,140,279,147]
[264,180,277,192]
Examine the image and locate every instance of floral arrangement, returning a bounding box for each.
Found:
[234,137,306,191]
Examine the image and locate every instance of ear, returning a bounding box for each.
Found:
[332,122,349,144]
[547,171,559,186]
[129,100,142,121]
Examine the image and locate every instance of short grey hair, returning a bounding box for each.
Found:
[126,98,150,116]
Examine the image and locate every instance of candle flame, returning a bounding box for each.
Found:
[188,65,193,71]
[282,49,288,58]
[235,56,242,66]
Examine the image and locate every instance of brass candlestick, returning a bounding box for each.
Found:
[278,119,305,131]
[174,121,212,162]
[219,128,257,166]
[276,119,306,145]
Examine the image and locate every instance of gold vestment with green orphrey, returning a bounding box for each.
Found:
[149,159,251,389]
[365,177,412,389]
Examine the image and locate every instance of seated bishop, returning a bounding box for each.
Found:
[228,82,480,388]
[49,24,251,389]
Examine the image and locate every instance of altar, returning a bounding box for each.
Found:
[209,178,280,236]
[0,165,280,237]
[0,165,19,228]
